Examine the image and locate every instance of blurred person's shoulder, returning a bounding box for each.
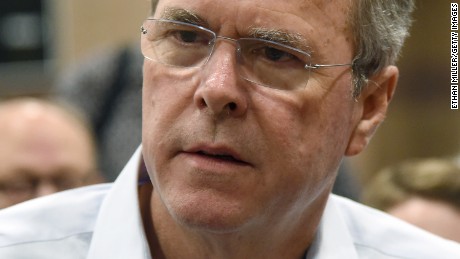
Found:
[330,195,460,258]
[0,183,111,259]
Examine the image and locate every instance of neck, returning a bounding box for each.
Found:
[139,184,329,259]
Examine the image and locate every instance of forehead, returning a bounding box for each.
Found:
[0,104,95,178]
[154,0,354,62]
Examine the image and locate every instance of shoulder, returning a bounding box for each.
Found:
[330,195,460,259]
[0,183,111,258]
[57,44,142,93]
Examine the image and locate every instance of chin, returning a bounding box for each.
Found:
[165,190,256,234]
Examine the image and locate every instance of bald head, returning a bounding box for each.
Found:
[0,98,101,208]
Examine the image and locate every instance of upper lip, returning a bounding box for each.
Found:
[183,144,250,165]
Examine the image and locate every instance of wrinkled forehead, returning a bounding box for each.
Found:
[152,0,352,12]
[152,0,354,62]
[153,0,352,28]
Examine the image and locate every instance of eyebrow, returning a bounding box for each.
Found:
[160,7,209,27]
[248,28,311,53]
[158,7,311,54]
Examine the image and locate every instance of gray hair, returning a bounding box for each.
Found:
[350,0,415,98]
[149,0,415,97]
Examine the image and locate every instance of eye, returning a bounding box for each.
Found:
[170,30,210,46]
[263,47,296,62]
[247,43,303,65]
[177,30,198,43]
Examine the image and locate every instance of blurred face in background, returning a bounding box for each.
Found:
[388,197,460,243]
[0,100,100,208]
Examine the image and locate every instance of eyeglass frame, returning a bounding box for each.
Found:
[140,18,353,89]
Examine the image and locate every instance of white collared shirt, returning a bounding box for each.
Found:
[1,147,459,259]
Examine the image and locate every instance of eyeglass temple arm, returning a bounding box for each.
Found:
[305,63,352,69]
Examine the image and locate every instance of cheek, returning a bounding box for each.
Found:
[142,63,182,169]
[142,62,202,179]
[142,66,164,162]
[142,62,200,135]
[248,94,321,197]
[252,90,320,164]
[254,83,354,191]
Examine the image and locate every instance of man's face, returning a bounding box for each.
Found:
[143,0,364,232]
[0,103,97,208]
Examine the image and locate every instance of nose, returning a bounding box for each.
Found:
[193,40,248,117]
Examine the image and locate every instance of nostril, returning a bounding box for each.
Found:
[228,102,237,111]
[200,98,207,108]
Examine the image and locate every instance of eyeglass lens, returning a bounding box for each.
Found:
[141,19,311,90]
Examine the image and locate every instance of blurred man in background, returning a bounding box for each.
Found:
[363,158,460,242]
[55,44,143,181]
[0,98,103,208]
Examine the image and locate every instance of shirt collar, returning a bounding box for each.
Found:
[306,195,359,259]
[87,146,151,259]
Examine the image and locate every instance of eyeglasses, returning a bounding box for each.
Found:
[0,175,89,205]
[140,19,352,91]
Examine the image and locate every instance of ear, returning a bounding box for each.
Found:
[345,65,399,156]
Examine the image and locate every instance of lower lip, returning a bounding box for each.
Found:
[179,152,251,173]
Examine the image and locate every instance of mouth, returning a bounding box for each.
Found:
[196,150,242,163]
[183,145,251,166]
